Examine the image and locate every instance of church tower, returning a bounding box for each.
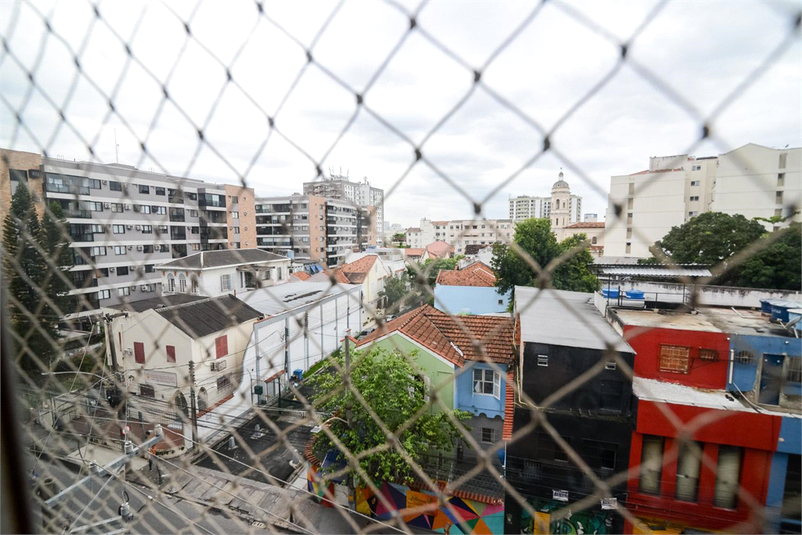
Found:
[551,170,571,229]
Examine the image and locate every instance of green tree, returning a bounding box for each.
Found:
[724,223,801,291]
[391,232,406,245]
[492,218,598,295]
[41,202,75,319]
[307,347,470,486]
[650,212,765,265]
[2,182,52,376]
[379,276,407,313]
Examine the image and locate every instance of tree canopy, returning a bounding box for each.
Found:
[492,218,598,296]
[307,346,469,486]
[720,222,800,291]
[378,276,407,314]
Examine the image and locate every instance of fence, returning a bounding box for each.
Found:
[1,1,801,534]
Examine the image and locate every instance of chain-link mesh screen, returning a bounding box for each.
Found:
[2,0,801,533]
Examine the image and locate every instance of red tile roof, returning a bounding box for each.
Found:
[405,248,425,257]
[425,241,454,259]
[356,305,515,366]
[564,222,605,229]
[435,262,496,287]
[290,271,311,281]
[340,255,378,284]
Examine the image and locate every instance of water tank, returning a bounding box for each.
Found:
[626,289,644,300]
[293,369,304,381]
[602,289,619,299]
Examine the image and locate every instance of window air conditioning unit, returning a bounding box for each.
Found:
[135,225,141,230]
[126,225,133,230]
[140,285,149,291]
[104,202,110,208]
[124,204,132,210]
[130,266,136,271]
[211,360,227,371]
[102,180,108,185]
[130,286,137,291]
[136,245,143,251]
[123,348,133,356]
[109,267,116,272]
[127,245,133,251]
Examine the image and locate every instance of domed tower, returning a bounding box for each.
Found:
[551,170,571,229]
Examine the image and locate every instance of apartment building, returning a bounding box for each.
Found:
[605,144,800,258]
[404,217,514,254]
[254,194,375,268]
[1,150,256,312]
[303,173,384,237]
[508,171,582,226]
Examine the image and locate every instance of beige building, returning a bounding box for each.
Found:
[0,148,45,219]
[508,171,582,225]
[555,222,605,257]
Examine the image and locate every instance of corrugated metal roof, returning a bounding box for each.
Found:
[157,249,288,270]
[236,281,361,316]
[516,287,633,353]
[594,264,712,278]
[155,294,263,338]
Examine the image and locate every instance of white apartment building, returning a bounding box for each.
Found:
[508,171,582,226]
[0,150,257,312]
[303,174,384,236]
[405,218,514,254]
[604,144,800,258]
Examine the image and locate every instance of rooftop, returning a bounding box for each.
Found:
[613,306,794,337]
[108,294,208,313]
[237,281,360,316]
[516,287,633,353]
[426,241,454,259]
[157,249,288,270]
[357,305,515,366]
[405,248,426,257]
[154,295,263,338]
[435,262,496,287]
[564,222,605,229]
[340,255,379,284]
[463,244,493,256]
[592,264,712,278]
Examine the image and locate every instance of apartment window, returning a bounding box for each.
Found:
[232,211,239,219]
[676,441,703,502]
[627,198,633,210]
[110,203,123,212]
[583,439,617,470]
[626,213,633,225]
[639,435,664,495]
[215,335,228,358]
[776,191,784,204]
[537,432,569,463]
[473,368,500,399]
[220,274,232,291]
[139,384,155,398]
[135,205,151,214]
[118,287,130,297]
[142,244,153,254]
[109,181,122,191]
[659,345,690,373]
[691,165,701,171]
[599,380,623,411]
[158,244,169,252]
[481,428,497,444]
[233,227,240,234]
[141,225,153,234]
[134,342,145,364]
[628,183,635,195]
[690,180,700,186]
[117,266,129,276]
[191,227,199,234]
[625,243,631,254]
[699,349,718,361]
[144,264,154,274]
[86,202,103,211]
[689,196,699,201]
[187,192,197,200]
[189,210,198,217]
[714,446,743,509]
[157,225,168,233]
[97,289,111,300]
[626,228,632,239]
[91,246,107,256]
[112,224,125,234]
[166,275,175,293]
[139,184,150,194]
[779,152,787,168]
[230,196,238,204]
[153,206,167,215]
[155,187,165,196]
[114,246,126,255]
[689,211,699,217]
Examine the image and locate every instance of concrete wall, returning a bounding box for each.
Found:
[433,286,510,315]
[0,148,44,220]
[614,281,801,308]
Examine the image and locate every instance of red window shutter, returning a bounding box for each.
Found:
[134,342,145,364]
[215,336,228,359]
[166,345,176,363]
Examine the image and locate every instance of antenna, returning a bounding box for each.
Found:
[114,128,119,164]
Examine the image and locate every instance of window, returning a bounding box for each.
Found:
[583,439,617,470]
[97,289,111,300]
[776,191,784,204]
[778,173,785,187]
[692,165,701,171]
[142,244,153,254]
[220,274,232,291]
[167,275,175,293]
[217,375,231,391]
[690,180,700,186]
[139,184,150,194]
[109,181,122,191]
[178,274,187,293]
[110,203,123,212]
[114,246,126,255]
[735,350,754,364]
[118,266,130,276]
[139,384,155,398]
[134,342,145,364]
[232,211,239,219]
[714,446,743,509]
[155,187,165,196]
[86,201,103,211]
[144,264,155,273]
[141,225,153,234]
[628,183,635,195]
[112,224,125,234]
[233,227,240,234]
[591,236,597,244]
[689,196,699,201]
[537,355,548,367]
[599,380,623,411]
[627,198,633,209]
[676,441,703,502]
[231,196,238,204]
[135,204,151,214]
[659,345,690,373]
[787,358,802,384]
[779,152,787,168]
[626,228,632,239]
[605,361,617,370]
[782,454,801,528]
[639,435,664,495]
[215,335,228,358]
[689,211,699,217]
[481,428,497,444]
[187,192,197,201]
[537,432,569,463]
[473,368,500,398]
[699,348,718,361]
[118,287,130,296]
[166,345,176,363]
[626,213,633,225]
[189,209,198,217]
[91,246,107,256]
[153,206,167,215]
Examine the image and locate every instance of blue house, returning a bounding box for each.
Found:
[433,262,511,315]
[715,307,801,533]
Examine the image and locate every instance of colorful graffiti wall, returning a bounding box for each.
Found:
[356,481,504,534]
[522,501,616,534]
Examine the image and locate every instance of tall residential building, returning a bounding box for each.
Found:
[604,144,801,258]
[254,194,375,268]
[0,149,256,312]
[303,173,384,239]
[405,217,514,254]
[508,171,582,226]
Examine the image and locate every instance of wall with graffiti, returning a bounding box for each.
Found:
[355,481,505,534]
[522,501,616,534]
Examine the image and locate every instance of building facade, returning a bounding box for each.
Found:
[508,171,582,227]
[303,173,384,237]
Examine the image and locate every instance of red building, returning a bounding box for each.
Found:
[608,308,784,533]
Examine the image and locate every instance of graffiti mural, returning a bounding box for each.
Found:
[524,501,615,534]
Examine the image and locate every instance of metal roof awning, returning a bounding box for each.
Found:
[592,264,712,278]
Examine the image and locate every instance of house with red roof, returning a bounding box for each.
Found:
[425,240,455,259]
[433,262,511,315]
[356,304,515,460]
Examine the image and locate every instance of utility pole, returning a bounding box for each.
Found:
[188,361,198,449]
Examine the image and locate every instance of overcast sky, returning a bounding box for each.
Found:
[1,0,800,227]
